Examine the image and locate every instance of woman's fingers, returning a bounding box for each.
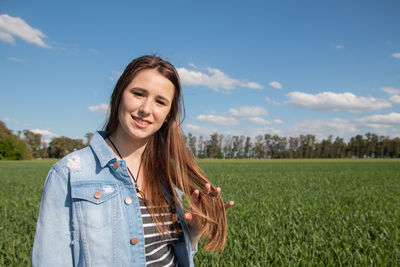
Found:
[184,212,193,223]
[190,183,234,214]
[215,187,221,197]
[224,201,234,210]
[185,185,234,232]
[191,189,200,205]
[203,183,211,194]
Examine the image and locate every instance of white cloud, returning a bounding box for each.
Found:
[8,56,22,62]
[285,118,358,139]
[382,87,400,105]
[223,127,282,138]
[269,81,283,89]
[381,87,400,95]
[177,67,263,91]
[0,31,13,43]
[392,53,400,59]
[284,114,400,140]
[336,45,344,49]
[352,113,400,137]
[109,70,122,81]
[286,91,391,112]
[184,124,216,136]
[273,119,283,124]
[31,129,59,138]
[355,112,400,127]
[184,123,282,138]
[30,129,59,143]
[188,63,198,69]
[390,95,400,104]
[229,106,269,117]
[1,117,17,123]
[196,114,240,126]
[88,103,109,114]
[0,14,50,48]
[265,97,281,105]
[195,106,273,127]
[247,117,270,125]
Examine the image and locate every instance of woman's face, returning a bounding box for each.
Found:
[116,69,175,143]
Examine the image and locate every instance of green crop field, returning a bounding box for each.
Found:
[1,159,400,266]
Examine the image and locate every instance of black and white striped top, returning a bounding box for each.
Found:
[139,198,182,267]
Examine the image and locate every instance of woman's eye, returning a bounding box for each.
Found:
[156,100,166,105]
[133,92,143,97]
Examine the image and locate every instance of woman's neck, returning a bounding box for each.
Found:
[107,128,148,195]
[108,128,148,163]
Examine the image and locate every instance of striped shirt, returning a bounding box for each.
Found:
[139,198,182,267]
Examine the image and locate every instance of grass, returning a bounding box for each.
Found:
[0,160,56,266]
[194,159,400,266]
[1,159,399,266]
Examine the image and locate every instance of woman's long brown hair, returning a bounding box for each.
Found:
[105,55,227,253]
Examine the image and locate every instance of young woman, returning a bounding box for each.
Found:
[31,55,233,267]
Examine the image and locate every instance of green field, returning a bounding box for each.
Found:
[1,159,399,266]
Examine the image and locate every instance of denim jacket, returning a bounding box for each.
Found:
[32,131,197,267]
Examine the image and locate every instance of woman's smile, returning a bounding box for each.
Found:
[131,115,152,128]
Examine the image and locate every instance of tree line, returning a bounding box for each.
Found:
[0,121,93,160]
[185,132,400,159]
[1,121,399,160]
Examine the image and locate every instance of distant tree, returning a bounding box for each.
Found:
[40,142,49,158]
[222,136,233,158]
[264,134,272,158]
[389,137,400,158]
[318,135,333,158]
[348,134,366,158]
[232,136,244,158]
[184,131,399,159]
[187,133,197,157]
[273,135,288,158]
[85,132,94,146]
[207,133,223,158]
[378,136,390,158]
[332,137,346,158]
[197,136,205,158]
[253,135,264,159]
[288,136,299,158]
[0,121,32,160]
[365,132,378,158]
[48,136,85,158]
[305,134,316,158]
[23,130,42,158]
[244,136,252,158]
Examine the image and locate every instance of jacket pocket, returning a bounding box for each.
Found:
[71,181,120,229]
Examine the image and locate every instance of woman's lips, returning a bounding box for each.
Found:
[132,115,152,128]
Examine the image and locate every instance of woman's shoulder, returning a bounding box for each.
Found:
[51,146,96,177]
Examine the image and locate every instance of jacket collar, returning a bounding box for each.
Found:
[90,131,117,168]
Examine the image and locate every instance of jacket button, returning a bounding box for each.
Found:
[113,162,119,170]
[94,192,102,199]
[130,237,139,245]
[124,197,132,205]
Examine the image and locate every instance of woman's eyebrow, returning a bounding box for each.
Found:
[130,87,148,93]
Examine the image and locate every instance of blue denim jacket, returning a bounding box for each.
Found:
[32,131,196,267]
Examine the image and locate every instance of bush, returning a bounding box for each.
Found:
[0,121,32,160]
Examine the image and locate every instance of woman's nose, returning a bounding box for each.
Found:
[138,99,151,117]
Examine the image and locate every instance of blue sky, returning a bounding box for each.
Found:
[1,0,399,143]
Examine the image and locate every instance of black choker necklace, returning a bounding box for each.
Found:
[108,137,142,194]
